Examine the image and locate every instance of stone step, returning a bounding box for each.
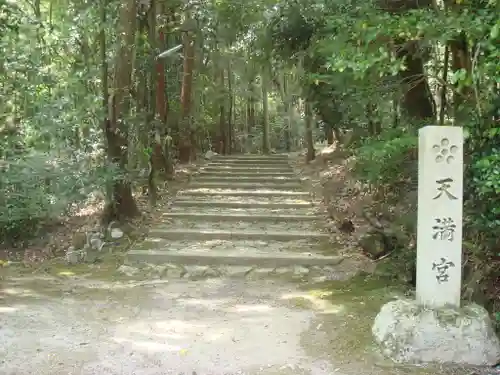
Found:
[209,159,290,166]
[160,220,321,233]
[173,199,314,209]
[212,154,289,160]
[203,165,292,172]
[126,251,342,268]
[127,239,339,268]
[198,171,297,178]
[208,160,292,171]
[178,189,309,197]
[158,219,320,232]
[162,206,316,222]
[188,181,303,190]
[147,228,329,241]
[193,175,300,184]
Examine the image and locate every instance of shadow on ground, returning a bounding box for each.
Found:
[0,264,479,375]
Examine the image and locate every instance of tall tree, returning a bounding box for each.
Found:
[104,0,140,219]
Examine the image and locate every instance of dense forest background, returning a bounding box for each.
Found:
[0,0,498,324]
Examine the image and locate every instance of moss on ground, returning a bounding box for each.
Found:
[299,273,475,375]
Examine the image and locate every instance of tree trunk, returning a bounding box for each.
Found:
[305,101,315,162]
[261,72,270,154]
[179,17,196,163]
[438,44,450,125]
[449,32,472,122]
[103,0,139,221]
[155,6,174,179]
[325,124,334,144]
[217,66,226,154]
[282,72,292,151]
[396,41,435,121]
[247,77,256,133]
[227,63,233,155]
[99,0,113,208]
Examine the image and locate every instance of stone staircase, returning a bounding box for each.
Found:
[126,154,344,280]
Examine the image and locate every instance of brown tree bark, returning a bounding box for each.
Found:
[103,0,140,220]
[218,67,226,155]
[261,72,271,154]
[395,41,435,121]
[449,32,472,122]
[305,101,315,162]
[179,17,196,163]
[227,63,233,155]
[380,0,435,122]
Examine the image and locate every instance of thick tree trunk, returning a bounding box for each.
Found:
[155,23,174,179]
[227,65,233,155]
[325,125,334,144]
[282,72,292,151]
[396,41,435,121]
[449,32,472,122]
[103,0,139,220]
[378,0,435,122]
[261,72,271,154]
[218,66,226,155]
[305,101,315,162]
[179,21,196,163]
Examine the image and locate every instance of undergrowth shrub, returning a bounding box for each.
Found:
[0,151,116,243]
[354,129,417,189]
[352,128,418,282]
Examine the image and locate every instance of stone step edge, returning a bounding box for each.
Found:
[177,190,309,196]
[119,262,343,281]
[209,159,290,163]
[202,166,293,170]
[206,165,292,169]
[188,183,303,190]
[172,200,314,209]
[148,228,329,241]
[126,250,343,267]
[161,212,321,221]
[194,176,300,181]
[198,172,297,177]
[212,155,289,159]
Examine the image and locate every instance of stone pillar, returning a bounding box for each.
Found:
[371,125,500,365]
[416,126,463,308]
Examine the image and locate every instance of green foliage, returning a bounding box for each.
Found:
[265,0,499,319]
[0,151,117,241]
[355,129,417,188]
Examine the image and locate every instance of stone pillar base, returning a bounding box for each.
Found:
[372,299,500,365]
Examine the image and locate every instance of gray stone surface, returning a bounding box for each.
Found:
[199,171,297,177]
[176,193,311,202]
[127,155,334,278]
[189,181,304,190]
[194,176,300,183]
[147,228,329,241]
[372,299,500,365]
[162,210,320,220]
[155,218,322,232]
[177,188,310,197]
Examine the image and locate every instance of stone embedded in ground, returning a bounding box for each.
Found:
[117,264,139,276]
[204,150,218,160]
[66,247,82,264]
[372,299,500,365]
[417,125,464,308]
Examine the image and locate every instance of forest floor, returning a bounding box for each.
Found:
[0,147,487,375]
